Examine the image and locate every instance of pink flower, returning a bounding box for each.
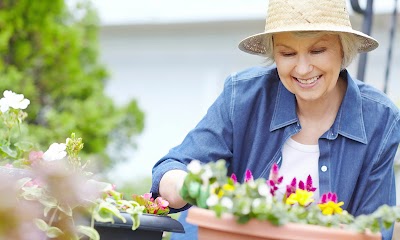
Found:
[24,178,43,187]
[230,173,237,183]
[305,175,317,192]
[267,163,283,196]
[267,180,278,196]
[285,177,297,198]
[268,163,283,184]
[319,192,338,204]
[28,151,44,165]
[155,197,169,209]
[244,169,253,182]
[143,192,153,201]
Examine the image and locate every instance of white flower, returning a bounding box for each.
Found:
[240,204,251,215]
[187,160,202,174]
[221,197,233,210]
[258,184,271,197]
[42,143,67,161]
[0,90,30,113]
[252,198,262,209]
[200,166,213,185]
[206,194,219,207]
[247,181,256,189]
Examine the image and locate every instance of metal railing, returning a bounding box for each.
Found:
[350,0,398,94]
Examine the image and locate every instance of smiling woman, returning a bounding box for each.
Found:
[150,0,400,239]
[272,32,346,145]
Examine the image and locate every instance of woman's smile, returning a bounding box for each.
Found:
[293,75,322,88]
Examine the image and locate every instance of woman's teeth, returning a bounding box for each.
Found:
[296,75,320,84]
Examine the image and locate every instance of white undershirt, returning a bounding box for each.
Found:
[278,137,320,201]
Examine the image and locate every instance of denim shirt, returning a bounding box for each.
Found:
[151,66,400,240]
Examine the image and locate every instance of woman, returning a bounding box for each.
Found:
[151,0,400,239]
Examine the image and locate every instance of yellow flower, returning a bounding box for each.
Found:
[285,189,314,206]
[223,183,235,192]
[318,201,344,215]
[211,187,224,198]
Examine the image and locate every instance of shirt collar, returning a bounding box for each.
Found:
[335,70,367,144]
[270,69,367,144]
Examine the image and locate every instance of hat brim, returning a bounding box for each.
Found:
[238,26,379,56]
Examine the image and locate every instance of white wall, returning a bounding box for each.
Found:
[99,16,400,185]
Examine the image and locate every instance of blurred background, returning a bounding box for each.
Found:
[0,0,397,197]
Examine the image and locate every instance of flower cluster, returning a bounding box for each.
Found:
[0,90,30,113]
[132,193,170,215]
[180,159,400,233]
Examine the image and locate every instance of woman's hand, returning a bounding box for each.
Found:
[159,169,188,209]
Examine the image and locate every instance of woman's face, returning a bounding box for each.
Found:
[273,32,343,103]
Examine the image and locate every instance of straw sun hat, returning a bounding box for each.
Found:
[238,0,379,56]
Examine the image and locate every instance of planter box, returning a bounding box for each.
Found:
[186,207,381,240]
[95,212,185,240]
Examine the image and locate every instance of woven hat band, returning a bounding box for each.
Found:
[266,0,352,31]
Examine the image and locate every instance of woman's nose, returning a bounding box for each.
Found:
[295,55,313,75]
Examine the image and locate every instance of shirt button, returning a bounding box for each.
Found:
[321,166,328,172]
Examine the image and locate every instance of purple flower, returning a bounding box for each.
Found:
[244,169,253,182]
[230,173,237,183]
[268,163,283,184]
[306,175,317,192]
[319,192,338,204]
[267,163,284,196]
[286,177,297,198]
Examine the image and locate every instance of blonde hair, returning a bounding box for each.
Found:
[263,31,359,69]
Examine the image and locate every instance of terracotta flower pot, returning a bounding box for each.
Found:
[186,207,381,240]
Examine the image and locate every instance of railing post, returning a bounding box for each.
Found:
[350,0,374,82]
[383,0,398,93]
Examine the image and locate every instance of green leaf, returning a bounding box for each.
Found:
[383,220,394,230]
[58,204,73,217]
[34,218,49,232]
[21,186,43,200]
[0,145,17,158]
[44,206,52,217]
[14,140,34,151]
[15,177,32,189]
[93,200,126,223]
[76,225,100,240]
[197,185,209,209]
[38,195,58,208]
[188,182,201,199]
[131,214,140,230]
[46,226,63,238]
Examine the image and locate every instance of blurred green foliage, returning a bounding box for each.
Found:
[0,0,144,170]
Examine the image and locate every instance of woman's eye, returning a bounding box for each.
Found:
[281,52,295,57]
[311,48,326,54]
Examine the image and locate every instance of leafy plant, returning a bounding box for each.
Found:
[0,0,144,170]
[0,90,166,239]
[180,159,400,234]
